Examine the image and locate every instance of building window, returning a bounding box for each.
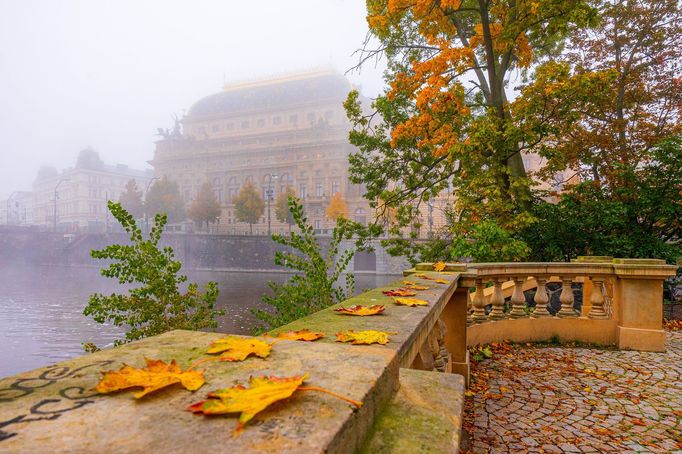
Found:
[272,116,281,125]
[331,181,340,196]
[314,219,321,230]
[226,123,234,131]
[315,183,323,197]
[289,115,298,125]
[212,124,220,132]
[257,119,265,128]
[299,183,307,199]
[241,121,249,129]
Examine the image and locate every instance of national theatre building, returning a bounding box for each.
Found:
[150,70,372,234]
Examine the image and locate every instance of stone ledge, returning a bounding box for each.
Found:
[0,330,398,454]
[360,368,464,454]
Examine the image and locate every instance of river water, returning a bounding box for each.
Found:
[0,264,398,378]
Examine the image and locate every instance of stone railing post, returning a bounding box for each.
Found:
[612,259,677,352]
[441,286,470,386]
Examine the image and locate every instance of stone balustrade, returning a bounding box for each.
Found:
[0,256,675,453]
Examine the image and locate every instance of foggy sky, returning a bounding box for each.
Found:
[0,0,387,199]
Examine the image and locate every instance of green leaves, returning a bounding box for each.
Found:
[252,197,356,331]
[83,201,223,347]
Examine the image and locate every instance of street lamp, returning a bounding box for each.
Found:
[265,173,279,235]
[144,177,160,234]
[6,191,18,225]
[53,179,70,232]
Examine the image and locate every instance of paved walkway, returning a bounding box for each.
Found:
[462,330,682,453]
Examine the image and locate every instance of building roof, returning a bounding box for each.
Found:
[186,70,352,119]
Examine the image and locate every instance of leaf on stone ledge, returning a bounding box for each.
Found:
[403,281,430,290]
[207,336,272,361]
[336,330,392,345]
[393,297,429,307]
[382,288,417,297]
[188,373,362,436]
[433,261,447,271]
[434,278,450,284]
[188,373,308,435]
[276,329,325,341]
[414,273,435,280]
[334,304,385,316]
[95,358,205,399]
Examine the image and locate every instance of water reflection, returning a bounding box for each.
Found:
[0,264,398,377]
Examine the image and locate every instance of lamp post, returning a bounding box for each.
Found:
[265,173,279,235]
[6,191,17,225]
[53,179,69,232]
[144,177,160,234]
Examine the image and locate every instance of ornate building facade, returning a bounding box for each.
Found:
[150,70,371,234]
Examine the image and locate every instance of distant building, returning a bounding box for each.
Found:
[0,191,33,226]
[32,149,153,231]
[150,69,372,234]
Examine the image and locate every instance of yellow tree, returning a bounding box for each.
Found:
[233,180,265,234]
[326,192,349,221]
[187,181,222,231]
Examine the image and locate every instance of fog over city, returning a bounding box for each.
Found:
[0,0,386,199]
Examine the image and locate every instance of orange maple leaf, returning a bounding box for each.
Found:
[433,261,447,271]
[95,358,205,398]
[336,330,392,345]
[188,373,361,435]
[276,329,325,341]
[334,304,385,316]
[382,288,417,297]
[206,336,272,361]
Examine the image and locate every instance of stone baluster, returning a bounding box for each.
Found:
[533,276,551,317]
[558,277,576,317]
[471,279,487,322]
[588,276,608,319]
[509,277,527,318]
[489,278,505,320]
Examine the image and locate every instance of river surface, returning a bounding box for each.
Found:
[0,264,398,378]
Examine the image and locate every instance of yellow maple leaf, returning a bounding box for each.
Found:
[382,288,417,297]
[188,374,309,434]
[434,278,449,284]
[276,329,325,341]
[189,374,363,435]
[334,304,385,316]
[403,281,430,290]
[207,336,271,361]
[95,358,205,399]
[336,330,392,345]
[414,273,433,279]
[393,297,429,307]
[433,261,447,271]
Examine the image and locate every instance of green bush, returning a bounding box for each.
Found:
[83,201,223,346]
[253,197,355,331]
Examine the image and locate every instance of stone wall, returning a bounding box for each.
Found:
[0,227,408,274]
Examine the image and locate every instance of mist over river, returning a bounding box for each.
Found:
[0,264,398,377]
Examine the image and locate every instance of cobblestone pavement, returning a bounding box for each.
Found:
[462,330,682,453]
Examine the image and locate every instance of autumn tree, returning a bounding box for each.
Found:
[233,180,265,234]
[514,0,681,188]
[145,176,186,224]
[118,179,144,219]
[326,192,349,220]
[188,181,222,231]
[346,0,597,242]
[275,186,297,232]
